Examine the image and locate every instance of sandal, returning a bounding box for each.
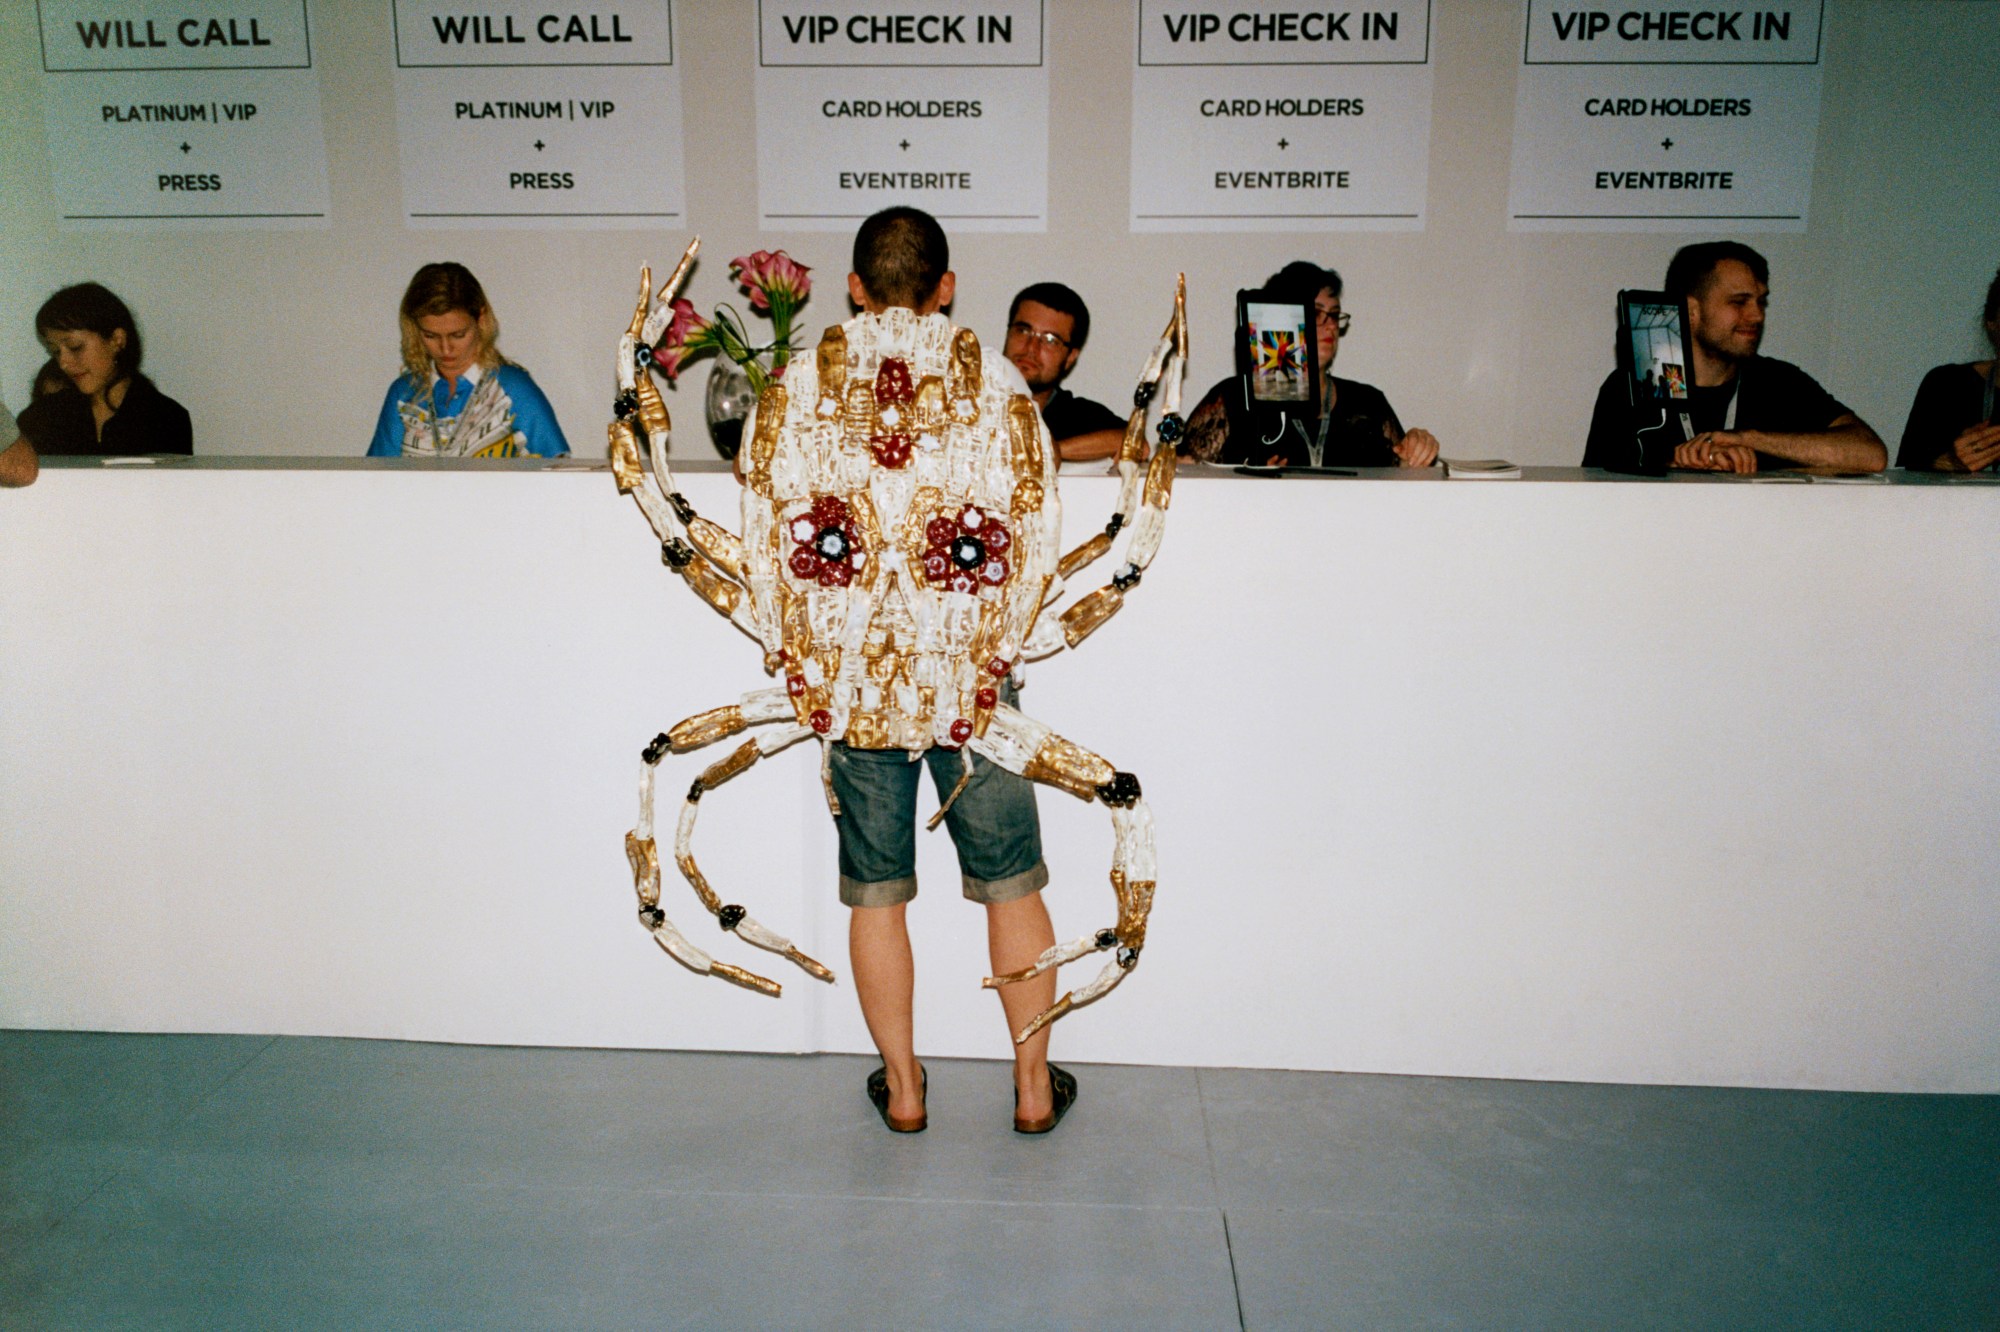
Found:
[1012,1063,1077,1135]
[866,1064,927,1133]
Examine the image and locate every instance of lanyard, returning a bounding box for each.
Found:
[1306,373,1336,466]
[1309,402,1331,467]
[1677,377,1739,442]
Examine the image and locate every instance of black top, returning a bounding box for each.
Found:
[1896,362,1997,470]
[1582,356,1849,472]
[1039,385,1125,444]
[18,375,192,457]
[1182,374,1404,467]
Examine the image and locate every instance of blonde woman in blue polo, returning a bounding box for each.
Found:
[368,263,568,459]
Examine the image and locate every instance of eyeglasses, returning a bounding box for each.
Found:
[1315,309,1353,335]
[1005,321,1073,352]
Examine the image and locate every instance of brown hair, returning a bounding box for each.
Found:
[852,208,949,310]
[397,262,503,385]
[36,282,143,383]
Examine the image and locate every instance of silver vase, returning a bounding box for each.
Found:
[704,360,759,461]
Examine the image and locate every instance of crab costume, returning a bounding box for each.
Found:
[608,239,1188,1043]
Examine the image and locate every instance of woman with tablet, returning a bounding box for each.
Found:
[1897,266,2000,472]
[368,263,569,459]
[1179,260,1440,469]
[19,283,192,457]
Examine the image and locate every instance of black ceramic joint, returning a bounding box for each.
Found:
[1104,513,1125,538]
[639,906,665,929]
[1155,412,1185,444]
[1095,928,1118,950]
[1111,566,1142,593]
[661,539,694,569]
[613,389,639,420]
[633,344,654,371]
[1117,946,1140,970]
[1096,771,1142,807]
[718,904,747,931]
[949,533,985,570]
[667,491,696,525]
[1133,380,1158,409]
[686,779,706,802]
[642,733,671,765]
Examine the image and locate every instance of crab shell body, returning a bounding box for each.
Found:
[739,309,1059,754]
[612,244,1184,1041]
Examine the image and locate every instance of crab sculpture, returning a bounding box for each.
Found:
[608,238,1188,1042]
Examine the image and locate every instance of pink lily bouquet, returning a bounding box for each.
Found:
[651,250,813,396]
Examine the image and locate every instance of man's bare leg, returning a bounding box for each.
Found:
[987,891,1058,1121]
[850,902,923,1121]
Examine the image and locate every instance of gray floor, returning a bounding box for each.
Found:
[2,1032,1993,1331]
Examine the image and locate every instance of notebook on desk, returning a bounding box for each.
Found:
[1441,458,1522,479]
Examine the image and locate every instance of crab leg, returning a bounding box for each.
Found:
[610,242,764,644]
[970,703,1157,1043]
[1035,276,1187,662]
[624,687,835,993]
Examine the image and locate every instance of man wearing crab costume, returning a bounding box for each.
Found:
[607,208,1187,1135]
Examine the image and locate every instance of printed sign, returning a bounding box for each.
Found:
[391,0,684,228]
[1507,0,1825,231]
[1130,1,1434,233]
[36,0,330,226]
[754,0,1048,232]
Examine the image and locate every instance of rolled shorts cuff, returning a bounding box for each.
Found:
[962,859,1049,906]
[841,873,918,908]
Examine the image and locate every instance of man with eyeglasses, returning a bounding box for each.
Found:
[1180,261,1440,469]
[1002,283,1127,463]
[1583,241,1885,474]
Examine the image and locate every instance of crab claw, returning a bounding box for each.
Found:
[983,932,1101,988]
[642,237,702,346]
[1173,272,1188,362]
[658,236,700,305]
[1013,954,1135,1045]
[626,264,652,340]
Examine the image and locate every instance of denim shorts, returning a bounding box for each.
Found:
[828,734,1047,909]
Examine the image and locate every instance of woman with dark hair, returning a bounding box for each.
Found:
[19,283,191,456]
[1180,260,1440,469]
[1897,267,2000,471]
[368,262,568,458]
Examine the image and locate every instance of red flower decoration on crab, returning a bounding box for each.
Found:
[787,495,865,589]
[921,504,1014,595]
[869,358,918,469]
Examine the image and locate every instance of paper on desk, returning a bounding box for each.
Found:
[100,456,159,466]
[1441,458,1521,479]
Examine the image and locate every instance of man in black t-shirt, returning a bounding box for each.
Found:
[1583,242,1885,474]
[1001,283,1126,463]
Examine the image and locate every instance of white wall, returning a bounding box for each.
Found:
[5,464,1997,1093]
[3,1,1997,466]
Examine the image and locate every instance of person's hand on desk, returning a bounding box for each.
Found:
[1936,421,2000,472]
[1674,433,1758,473]
[1392,427,1439,468]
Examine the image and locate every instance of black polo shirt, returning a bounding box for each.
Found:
[19,375,193,456]
[1583,356,1848,471]
[1039,386,1124,444]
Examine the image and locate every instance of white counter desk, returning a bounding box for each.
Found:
[4,460,1995,1092]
